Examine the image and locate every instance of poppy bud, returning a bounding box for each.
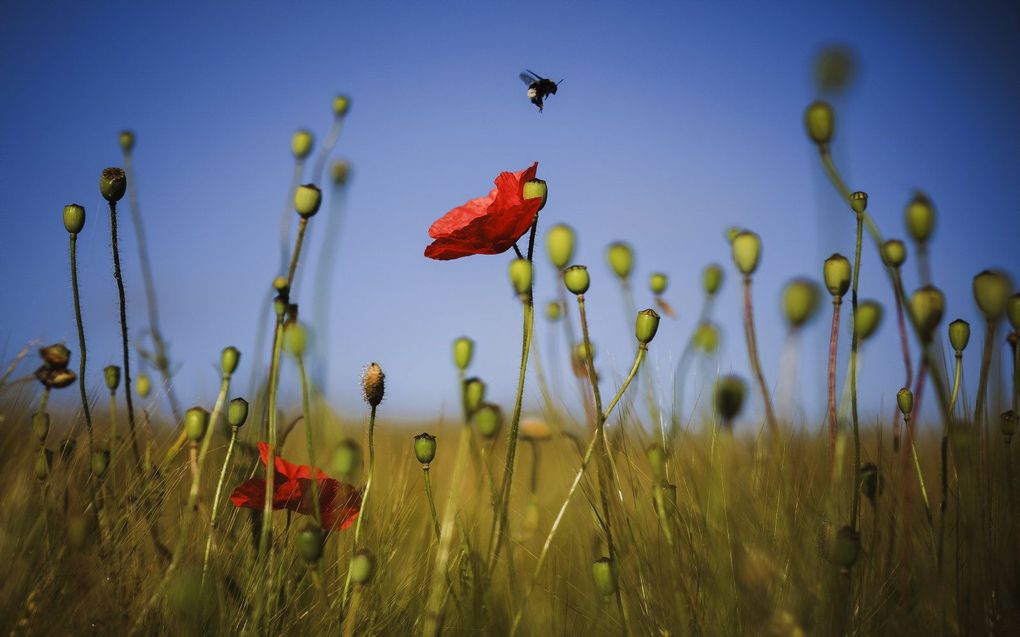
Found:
[646,444,667,482]
[185,407,210,442]
[972,270,1011,320]
[331,438,361,477]
[522,178,548,212]
[563,265,590,295]
[414,432,437,465]
[119,130,135,152]
[782,278,821,329]
[591,557,618,597]
[859,462,883,504]
[694,322,720,354]
[574,342,596,363]
[804,101,835,146]
[291,129,314,160]
[332,94,351,118]
[297,525,325,564]
[881,239,907,268]
[63,203,85,234]
[221,346,241,376]
[509,259,533,296]
[546,224,575,269]
[136,374,152,399]
[350,549,375,585]
[99,167,127,203]
[905,191,935,244]
[823,254,851,299]
[463,377,486,414]
[830,525,860,569]
[331,159,351,186]
[854,300,883,341]
[948,319,970,353]
[361,363,385,408]
[104,365,121,392]
[1001,410,1018,438]
[714,375,746,425]
[474,403,503,439]
[731,231,761,276]
[91,449,110,478]
[35,448,53,482]
[294,184,322,218]
[228,397,249,428]
[1008,294,1020,331]
[702,264,724,296]
[453,337,474,371]
[284,322,309,357]
[40,343,71,369]
[32,411,50,443]
[910,285,945,341]
[849,191,868,215]
[897,388,913,417]
[649,272,668,296]
[635,309,660,345]
[606,242,634,280]
[545,301,562,322]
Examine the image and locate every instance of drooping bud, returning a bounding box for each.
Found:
[284,322,309,357]
[331,439,361,477]
[509,259,533,296]
[228,397,249,428]
[563,265,590,295]
[972,270,1011,320]
[361,363,385,408]
[649,272,668,296]
[606,242,634,280]
[463,377,486,414]
[294,184,322,218]
[545,301,562,322]
[453,337,474,371]
[297,524,325,563]
[702,264,724,296]
[474,403,503,439]
[136,374,152,399]
[897,388,913,417]
[1008,293,1020,331]
[40,344,71,369]
[905,191,935,244]
[853,300,883,341]
[823,254,851,299]
[104,365,121,392]
[881,239,907,268]
[646,444,667,483]
[910,285,945,341]
[635,309,660,345]
[546,224,575,269]
[693,322,720,354]
[185,407,210,442]
[413,432,437,465]
[63,204,85,234]
[948,320,970,353]
[1000,410,1018,438]
[221,346,241,376]
[731,231,761,276]
[782,278,821,329]
[591,557,619,597]
[714,375,746,425]
[350,549,375,585]
[99,167,127,203]
[118,130,136,152]
[849,191,868,215]
[522,178,548,212]
[830,526,860,569]
[332,94,351,118]
[32,411,50,443]
[804,101,835,146]
[291,129,314,160]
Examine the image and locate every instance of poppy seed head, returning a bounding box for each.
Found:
[362,362,385,408]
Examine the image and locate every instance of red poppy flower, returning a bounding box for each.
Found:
[230,442,361,531]
[424,162,542,260]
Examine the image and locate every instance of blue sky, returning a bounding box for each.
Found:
[1,1,1018,429]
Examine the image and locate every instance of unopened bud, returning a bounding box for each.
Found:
[136,374,152,398]
[221,346,241,376]
[35,448,53,482]
[414,432,437,465]
[228,397,249,428]
[830,525,860,569]
[332,94,351,118]
[294,184,322,218]
[361,363,385,408]
[854,300,883,341]
[509,258,533,296]
[119,130,135,152]
[897,388,913,417]
[823,254,851,299]
[104,365,121,392]
[702,264,724,296]
[546,223,575,269]
[474,403,503,439]
[804,101,835,146]
[545,301,562,322]
[91,449,110,478]
[948,319,970,353]
[881,239,907,268]
[973,270,1011,320]
[331,159,351,186]
[606,242,634,280]
[463,377,486,414]
[185,407,210,442]
[63,204,85,234]
[635,309,660,345]
[284,322,309,357]
[782,278,821,328]
[350,549,375,585]
[905,191,935,244]
[453,337,474,371]
[694,322,720,353]
[649,272,668,296]
[910,285,945,341]
[849,191,868,215]
[591,557,618,597]
[291,129,314,160]
[731,231,761,276]
[331,439,361,477]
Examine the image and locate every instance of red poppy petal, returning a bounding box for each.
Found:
[489,162,538,211]
[425,236,498,260]
[230,478,268,509]
[274,479,304,509]
[319,479,363,531]
[428,192,496,239]
[257,442,270,467]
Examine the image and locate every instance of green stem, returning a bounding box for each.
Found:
[201,424,240,584]
[192,372,232,514]
[341,404,376,614]
[891,269,913,451]
[949,353,963,416]
[69,234,95,456]
[742,275,778,436]
[258,315,284,554]
[849,212,863,532]
[287,218,310,288]
[108,201,140,467]
[279,160,305,274]
[973,319,997,429]
[297,355,321,526]
[423,467,442,541]
[827,298,841,455]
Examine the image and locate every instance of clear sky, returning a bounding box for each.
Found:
[1,1,1018,429]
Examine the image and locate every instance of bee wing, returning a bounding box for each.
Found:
[520,70,541,85]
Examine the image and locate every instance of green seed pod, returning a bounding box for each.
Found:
[332,94,351,118]
[1001,410,1018,438]
[546,223,575,270]
[830,526,860,569]
[591,557,618,597]
[39,343,71,369]
[414,432,437,465]
[294,184,322,218]
[227,397,249,428]
[474,403,503,439]
[463,377,486,414]
[545,300,562,322]
[823,254,851,299]
[910,285,945,341]
[849,191,868,215]
[1008,293,1020,331]
[104,365,121,392]
[297,525,325,564]
[881,239,907,268]
[185,407,210,442]
[948,319,970,353]
[804,100,835,146]
[291,129,314,160]
[782,278,822,329]
[362,363,385,408]
[453,337,474,371]
[350,549,375,585]
[646,444,667,483]
[649,272,668,296]
[731,231,761,276]
[99,167,127,203]
[563,265,591,295]
[32,411,50,443]
[91,449,110,478]
[693,322,720,354]
[63,203,86,234]
[897,387,914,417]
[284,322,309,357]
[522,178,548,212]
[35,448,53,482]
[331,438,361,477]
[331,159,351,186]
[972,270,1012,320]
[635,308,661,345]
[221,346,241,376]
[702,264,724,296]
[606,242,634,280]
[714,375,746,425]
[509,258,533,296]
[119,130,136,152]
[859,462,883,504]
[136,374,152,399]
[905,191,935,244]
[854,300,883,341]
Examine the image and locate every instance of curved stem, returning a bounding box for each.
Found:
[949,353,963,416]
[891,270,912,450]
[341,404,376,614]
[973,319,997,429]
[742,275,778,436]
[258,315,284,554]
[108,201,140,466]
[287,217,310,288]
[423,467,442,541]
[69,235,95,455]
[202,424,239,583]
[194,373,232,511]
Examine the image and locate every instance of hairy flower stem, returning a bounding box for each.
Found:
[201,422,240,584]
[891,269,912,451]
[973,319,997,430]
[340,404,376,615]
[849,212,863,533]
[193,371,232,513]
[296,354,321,525]
[422,466,442,541]
[108,201,141,467]
[69,234,95,456]
[255,312,284,627]
[827,298,842,456]
[939,350,964,572]
[742,275,778,436]
[510,345,646,636]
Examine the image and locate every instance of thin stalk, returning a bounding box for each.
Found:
[108,200,140,466]
[742,275,778,436]
[340,404,376,614]
[296,354,321,525]
[891,269,913,450]
[279,160,305,274]
[949,353,963,417]
[973,319,997,429]
[201,423,240,583]
[849,211,863,532]
[193,371,232,513]
[287,218,310,287]
[423,466,442,541]
[827,298,842,455]
[69,234,95,456]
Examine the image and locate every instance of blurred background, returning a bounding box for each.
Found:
[1,0,1018,428]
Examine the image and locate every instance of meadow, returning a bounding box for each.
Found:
[1,87,1018,637]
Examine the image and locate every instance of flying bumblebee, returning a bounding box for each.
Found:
[520,69,562,112]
